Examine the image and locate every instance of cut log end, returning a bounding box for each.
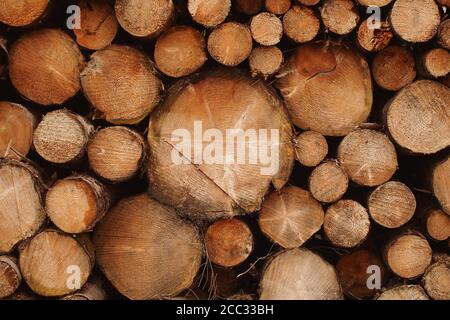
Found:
[282,5,320,43]
[0,256,22,299]
[250,12,282,46]
[437,19,450,50]
[357,20,393,53]
[320,0,360,35]
[294,130,328,167]
[298,0,320,5]
[356,0,393,6]
[205,218,253,267]
[309,160,349,203]
[249,46,283,79]
[431,154,450,215]
[419,48,450,79]
[377,285,429,300]
[265,0,291,15]
[422,259,450,300]
[0,0,49,27]
[188,0,231,28]
[259,187,324,249]
[61,277,107,300]
[425,208,450,241]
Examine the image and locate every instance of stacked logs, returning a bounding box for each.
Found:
[0,0,449,301]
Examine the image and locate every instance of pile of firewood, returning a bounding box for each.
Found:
[0,0,449,301]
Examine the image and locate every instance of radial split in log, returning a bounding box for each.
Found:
[19,230,95,297]
[188,0,231,28]
[277,42,372,137]
[249,46,284,79]
[377,285,429,300]
[9,29,85,106]
[61,277,107,300]
[431,155,450,215]
[390,0,440,43]
[384,231,432,279]
[368,181,416,228]
[114,0,174,38]
[87,126,147,182]
[74,0,119,50]
[336,249,386,299]
[320,0,360,35]
[438,20,450,50]
[94,194,203,300]
[81,45,162,124]
[46,175,111,234]
[232,0,263,15]
[207,22,253,66]
[259,186,324,248]
[265,0,291,15]
[424,208,450,241]
[0,0,49,27]
[324,200,370,248]
[422,257,450,300]
[205,218,253,267]
[154,25,207,78]
[250,13,282,46]
[418,48,450,79]
[337,129,398,187]
[294,131,328,167]
[33,109,93,164]
[384,80,450,154]
[372,46,416,91]
[147,68,294,221]
[260,249,343,300]
[0,102,36,158]
[357,20,393,53]
[0,256,22,299]
[0,160,45,254]
[282,5,320,43]
[309,160,348,203]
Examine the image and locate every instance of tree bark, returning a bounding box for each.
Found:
[0,256,22,299]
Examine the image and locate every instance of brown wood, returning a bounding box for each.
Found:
[74,0,119,50]
[431,155,450,215]
[87,126,147,182]
[384,80,450,154]
[324,199,370,248]
[250,12,282,46]
[114,0,174,38]
[0,256,22,299]
[260,249,343,300]
[418,48,450,79]
[265,0,291,15]
[298,0,320,5]
[356,0,393,6]
[259,186,324,248]
[46,175,111,234]
[9,29,85,106]
[337,129,398,187]
[390,0,441,43]
[424,208,450,241]
[422,256,450,300]
[438,19,450,50]
[320,0,360,35]
[232,0,263,15]
[155,25,207,78]
[33,109,93,164]
[336,249,386,299]
[207,22,253,66]
[81,45,162,125]
[0,0,49,27]
[205,218,253,267]
[377,285,429,300]
[19,230,95,297]
[147,68,294,221]
[282,5,320,43]
[249,46,284,79]
[277,42,372,136]
[93,194,203,300]
[188,0,230,27]
[368,181,416,229]
[61,277,107,300]
[372,45,416,91]
[294,131,328,167]
[0,159,46,254]
[357,19,393,53]
[0,102,36,159]
[309,160,349,203]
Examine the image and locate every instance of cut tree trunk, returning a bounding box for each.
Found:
[61,276,107,300]
[337,129,398,187]
[422,255,450,300]
[207,22,253,66]
[87,126,147,182]
[81,45,162,125]
[320,0,360,35]
[19,230,95,297]
[147,68,294,221]
[46,175,111,234]
[356,0,393,6]
[372,45,416,91]
[188,0,231,28]
[33,109,93,164]
[93,194,203,300]
[277,42,372,137]
[282,5,320,43]
[260,248,343,300]
[294,130,328,167]
[431,154,450,215]
[357,20,393,53]
[323,199,370,248]
[368,181,416,229]
[9,28,85,106]
[0,256,22,299]
[114,0,174,38]
[0,0,49,27]
[298,0,320,5]
[265,0,291,15]
[205,218,253,267]
[423,208,450,241]
[418,48,450,79]
[0,159,46,254]
[437,19,450,50]
[250,12,282,46]
[154,25,207,78]
[258,186,324,249]
[390,0,440,43]
[232,0,263,15]
[74,0,119,50]
[383,80,450,154]
[377,285,429,300]
[249,46,284,79]
[309,160,349,203]
[0,102,36,159]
